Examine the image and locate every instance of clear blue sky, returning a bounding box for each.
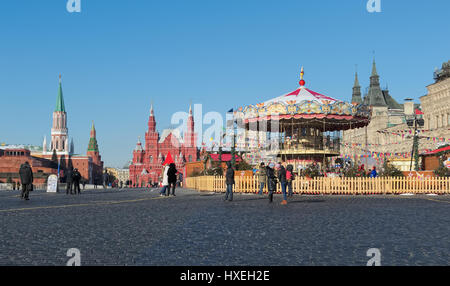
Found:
[0,0,449,167]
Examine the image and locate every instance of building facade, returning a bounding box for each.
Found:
[129,105,198,187]
[342,60,419,169]
[420,60,450,145]
[343,60,450,171]
[104,167,129,186]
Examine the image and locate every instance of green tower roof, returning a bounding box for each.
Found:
[87,137,99,152]
[87,121,99,152]
[55,75,66,112]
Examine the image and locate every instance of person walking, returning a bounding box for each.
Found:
[286,164,295,197]
[278,162,288,205]
[224,161,235,202]
[167,163,178,196]
[72,168,81,194]
[160,164,169,196]
[102,171,109,189]
[19,161,33,201]
[266,163,277,203]
[178,173,183,188]
[82,179,86,190]
[66,168,74,195]
[258,162,267,195]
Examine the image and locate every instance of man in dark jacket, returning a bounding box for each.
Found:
[277,162,288,205]
[266,163,277,203]
[66,168,74,195]
[167,163,178,196]
[258,162,267,195]
[72,168,82,194]
[103,171,109,189]
[224,161,235,202]
[19,161,33,200]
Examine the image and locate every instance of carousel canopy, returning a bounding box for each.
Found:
[236,67,371,131]
[264,85,339,106]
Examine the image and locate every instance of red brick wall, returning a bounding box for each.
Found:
[0,150,58,184]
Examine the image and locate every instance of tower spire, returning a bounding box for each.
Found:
[367,58,387,107]
[90,120,96,138]
[352,70,362,104]
[371,58,378,77]
[354,70,360,87]
[51,74,68,154]
[55,74,66,112]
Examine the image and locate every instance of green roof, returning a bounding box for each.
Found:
[87,137,99,152]
[55,79,66,112]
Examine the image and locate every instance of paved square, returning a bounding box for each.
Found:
[0,188,449,266]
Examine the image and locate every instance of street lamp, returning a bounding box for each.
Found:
[406,109,425,171]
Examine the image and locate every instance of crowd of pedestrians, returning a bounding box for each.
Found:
[224,160,297,205]
[16,159,379,204]
[223,160,380,205]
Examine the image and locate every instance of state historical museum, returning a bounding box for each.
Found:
[129,105,198,187]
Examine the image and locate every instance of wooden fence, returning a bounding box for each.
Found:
[185,176,450,195]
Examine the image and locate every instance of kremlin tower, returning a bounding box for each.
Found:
[39,75,104,184]
[49,75,70,155]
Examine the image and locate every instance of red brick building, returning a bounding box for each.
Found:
[129,105,198,187]
[0,148,58,185]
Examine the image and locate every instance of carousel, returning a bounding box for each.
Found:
[235,67,371,170]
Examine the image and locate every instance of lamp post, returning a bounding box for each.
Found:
[406,110,424,171]
[227,109,236,168]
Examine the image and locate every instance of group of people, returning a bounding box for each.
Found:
[224,161,296,205]
[66,168,82,195]
[160,163,178,197]
[357,164,378,178]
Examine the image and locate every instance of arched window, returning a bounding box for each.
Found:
[189,155,192,162]
[56,139,59,150]
[150,155,153,163]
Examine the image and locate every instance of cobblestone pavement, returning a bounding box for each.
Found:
[0,188,449,266]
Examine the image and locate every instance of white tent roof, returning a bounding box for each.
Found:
[263,86,340,106]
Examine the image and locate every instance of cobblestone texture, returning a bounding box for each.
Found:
[0,188,449,266]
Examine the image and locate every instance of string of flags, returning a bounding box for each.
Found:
[383,128,450,134]
[341,141,411,148]
[339,144,432,160]
[377,130,450,142]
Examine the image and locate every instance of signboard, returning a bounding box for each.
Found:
[46,175,58,193]
[445,158,450,169]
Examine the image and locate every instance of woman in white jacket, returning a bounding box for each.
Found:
[160,165,170,196]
